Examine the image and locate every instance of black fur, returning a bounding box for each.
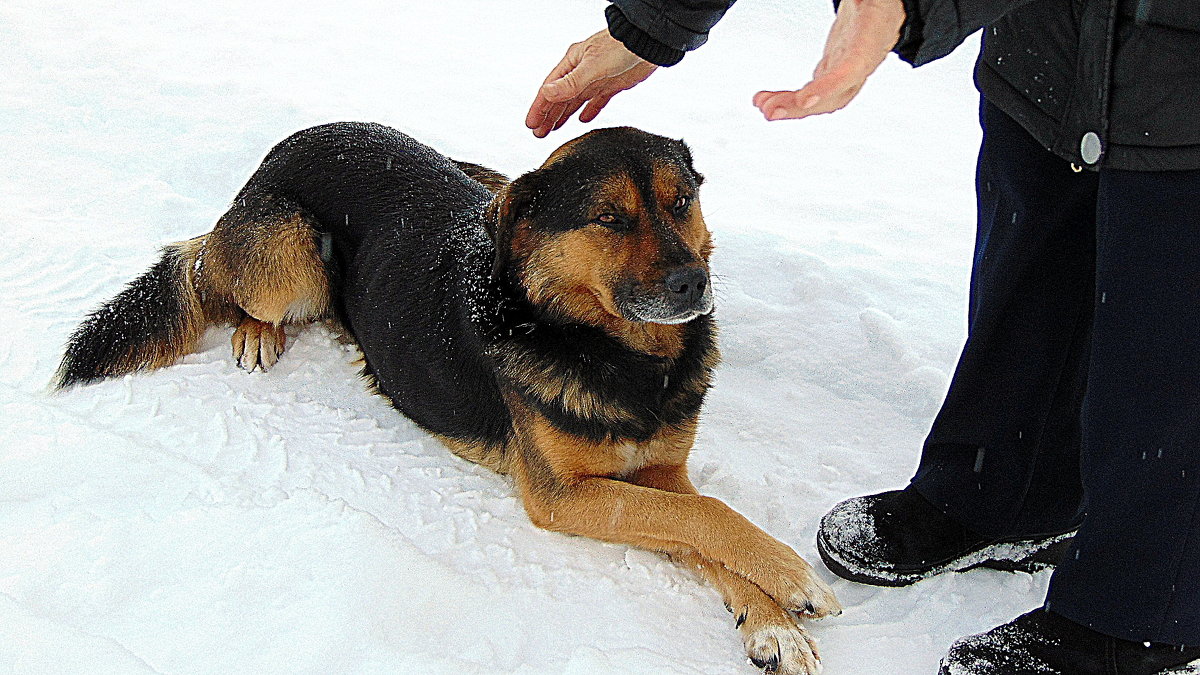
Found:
[246,122,716,449]
[59,122,718,452]
[245,122,515,445]
[510,129,703,239]
[56,248,191,388]
[492,312,717,443]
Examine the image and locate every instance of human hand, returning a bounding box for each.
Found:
[753,0,907,121]
[525,30,658,138]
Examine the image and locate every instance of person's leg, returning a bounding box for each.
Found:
[817,99,1100,587]
[912,99,1098,538]
[939,165,1200,675]
[1045,165,1200,645]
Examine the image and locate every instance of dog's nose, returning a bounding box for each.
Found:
[664,267,708,305]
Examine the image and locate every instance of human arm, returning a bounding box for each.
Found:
[754,0,1043,121]
[525,1,737,137]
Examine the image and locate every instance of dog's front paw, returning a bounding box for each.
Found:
[736,541,842,620]
[786,572,841,620]
[232,318,286,372]
[737,604,822,675]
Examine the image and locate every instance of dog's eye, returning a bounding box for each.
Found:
[593,213,629,230]
[672,196,691,216]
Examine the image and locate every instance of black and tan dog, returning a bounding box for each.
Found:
[55,123,839,673]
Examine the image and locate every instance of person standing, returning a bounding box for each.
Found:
[525,1,1200,673]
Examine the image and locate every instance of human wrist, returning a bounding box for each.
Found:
[604,5,685,67]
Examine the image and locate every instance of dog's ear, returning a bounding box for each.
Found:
[483,170,542,280]
[674,138,704,186]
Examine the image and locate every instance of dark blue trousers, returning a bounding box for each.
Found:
[911,99,1200,645]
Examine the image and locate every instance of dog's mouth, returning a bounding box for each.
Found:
[616,277,714,325]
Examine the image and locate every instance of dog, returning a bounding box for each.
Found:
[55,123,840,674]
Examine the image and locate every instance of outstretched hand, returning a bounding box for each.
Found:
[525,30,658,138]
[753,0,907,121]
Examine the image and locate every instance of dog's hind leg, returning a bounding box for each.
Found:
[56,192,330,386]
[202,192,331,372]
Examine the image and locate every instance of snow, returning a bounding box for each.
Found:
[0,0,1072,673]
[818,495,1076,586]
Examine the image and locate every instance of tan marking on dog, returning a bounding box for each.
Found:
[512,170,695,358]
[627,462,824,673]
[453,161,510,195]
[491,342,640,424]
[506,410,841,625]
[227,214,329,324]
[434,434,510,475]
[651,160,713,257]
[89,234,214,376]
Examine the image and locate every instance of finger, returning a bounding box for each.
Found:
[759,80,861,121]
[526,92,556,130]
[532,102,569,138]
[751,91,776,108]
[579,93,614,123]
[753,91,809,119]
[528,97,564,133]
[541,59,596,103]
[763,94,833,120]
[527,73,577,129]
[552,100,586,131]
[756,68,858,120]
[538,72,615,134]
[526,44,586,129]
[754,90,795,104]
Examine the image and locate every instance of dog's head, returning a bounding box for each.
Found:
[486,127,713,328]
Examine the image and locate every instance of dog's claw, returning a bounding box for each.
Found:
[744,622,822,675]
[752,653,781,672]
[786,579,842,620]
[736,608,748,628]
[232,318,286,372]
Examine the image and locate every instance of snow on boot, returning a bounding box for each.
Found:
[816,486,1076,587]
[939,609,1200,675]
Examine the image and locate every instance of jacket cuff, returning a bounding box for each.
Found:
[605,5,685,67]
[832,0,923,65]
[893,0,924,64]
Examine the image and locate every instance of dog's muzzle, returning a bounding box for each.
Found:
[619,267,714,325]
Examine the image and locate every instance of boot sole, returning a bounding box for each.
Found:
[817,528,1077,588]
[940,658,1200,675]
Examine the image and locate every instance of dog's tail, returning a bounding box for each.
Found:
[55,236,213,389]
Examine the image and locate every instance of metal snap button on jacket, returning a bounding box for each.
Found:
[1081,132,1102,165]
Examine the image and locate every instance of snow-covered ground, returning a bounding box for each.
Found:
[0,1,1054,673]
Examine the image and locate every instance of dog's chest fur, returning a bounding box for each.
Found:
[488,311,718,444]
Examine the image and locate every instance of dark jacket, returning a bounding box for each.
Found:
[606,0,1200,171]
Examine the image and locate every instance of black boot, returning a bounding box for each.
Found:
[940,608,1200,674]
[816,486,1076,587]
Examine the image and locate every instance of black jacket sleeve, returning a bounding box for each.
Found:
[893,0,1042,66]
[606,0,738,67]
